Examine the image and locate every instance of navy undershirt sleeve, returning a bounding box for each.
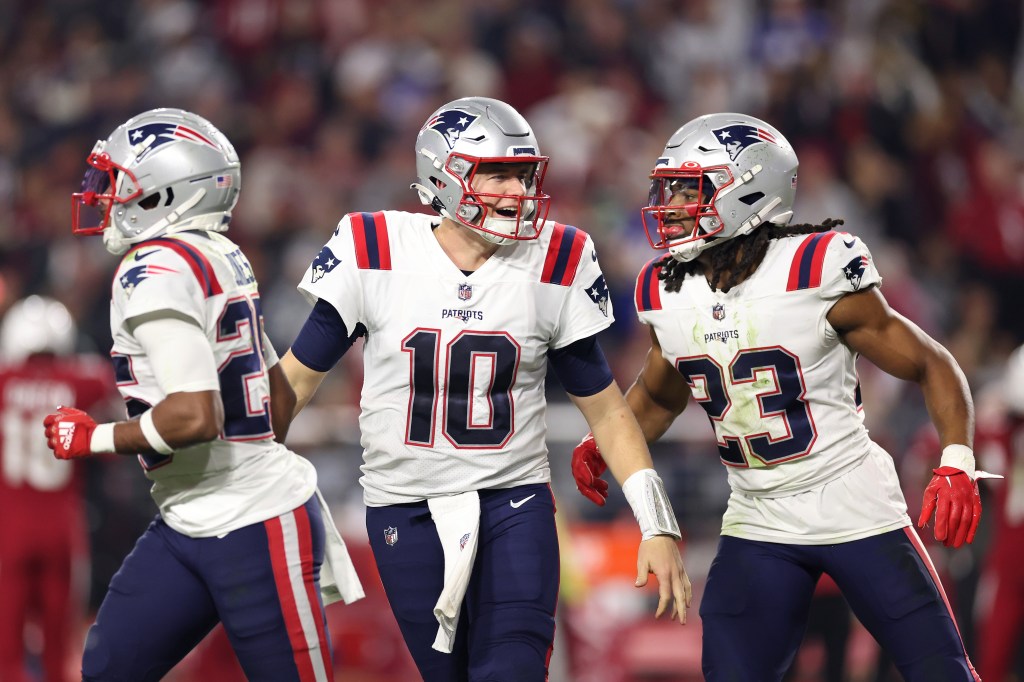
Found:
[548,334,614,397]
[289,299,366,372]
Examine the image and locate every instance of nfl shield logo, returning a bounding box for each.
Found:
[713,303,725,321]
[384,526,398,546]
[458,283,473,301]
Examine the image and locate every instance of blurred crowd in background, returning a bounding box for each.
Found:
[3,0,1024,680]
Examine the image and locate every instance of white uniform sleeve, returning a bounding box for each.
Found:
[114,246,207,327]
[552,233,615,349]
[1005,345,1024,415]
[130,315,220,394]
[817,232,882,301]
[296,215,366,333]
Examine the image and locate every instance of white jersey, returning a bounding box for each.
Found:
[299,211,613,506]
[110,231,317,537]
[636,231,910,543]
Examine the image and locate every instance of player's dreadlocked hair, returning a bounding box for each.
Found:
[657,219,845,293]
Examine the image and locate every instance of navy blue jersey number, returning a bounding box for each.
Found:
[677,346,816,466]
[217,296,273,440]
[403,329,520,449]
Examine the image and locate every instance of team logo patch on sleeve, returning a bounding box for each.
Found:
[119,263,177,296]
[310,246,341,283]
[842,255,869,290]
[586,274,610,317]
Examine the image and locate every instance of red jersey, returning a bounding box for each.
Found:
[0,356,113,518]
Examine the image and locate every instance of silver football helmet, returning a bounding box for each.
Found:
[0,296,75,362]
[72,108,241,254]
[411,97,550,245]
[642,113,798,262]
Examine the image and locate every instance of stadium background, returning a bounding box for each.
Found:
[2,0,1023,679]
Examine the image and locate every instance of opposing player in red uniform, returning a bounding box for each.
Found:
[0,296,113,682]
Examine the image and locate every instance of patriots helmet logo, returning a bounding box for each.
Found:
[425,109,479,150]
[126,122,219,160]
[586,274,610,317]
[310,246,341,283]
[842,255,869,291]
[712,124,778,161]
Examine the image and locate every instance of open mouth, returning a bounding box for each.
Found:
[494,206,518,218]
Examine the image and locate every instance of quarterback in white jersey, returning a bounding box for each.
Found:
[281,97,690,682]
[572,113,986,681]
[297,209,612,505]
[44,109,360,682]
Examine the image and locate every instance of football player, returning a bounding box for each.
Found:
[572,113,988,681]
[280,96,691,681]
[42,108,362,682]
[0,296,113,682]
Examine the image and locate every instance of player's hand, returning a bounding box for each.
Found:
[43,406,96,460]
[571,433,609,506]
[917,466,980,548]
[636,535,691,624]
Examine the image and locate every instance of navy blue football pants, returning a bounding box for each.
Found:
[82,495,333,682]
[367,483,559,682]
[701,528,980,682]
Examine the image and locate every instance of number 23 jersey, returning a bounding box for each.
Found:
[636,232,905,525]
[299,211,613,506]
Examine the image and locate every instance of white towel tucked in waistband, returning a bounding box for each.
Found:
[427,491,481,653]
[315,488,365,605]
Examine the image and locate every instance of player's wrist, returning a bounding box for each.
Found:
[140,409,174,455]
[622,468,682,541]
[939,444,975,479]
[90,423,116,453]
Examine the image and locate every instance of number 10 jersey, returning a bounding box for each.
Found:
[299,211,614,506]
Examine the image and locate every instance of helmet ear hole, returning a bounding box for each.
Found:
[138,192,161,210]
[739,192,765,206]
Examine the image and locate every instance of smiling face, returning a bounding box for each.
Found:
[470,161,539,220]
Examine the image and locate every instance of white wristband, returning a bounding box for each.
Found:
[940,444,975,479]
[90,423,116,453]
[622,468,682,541]
[140,409,174,455]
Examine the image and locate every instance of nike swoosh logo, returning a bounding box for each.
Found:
[843,239,856,248]
[510,494,536,509]
[134,249,158,261]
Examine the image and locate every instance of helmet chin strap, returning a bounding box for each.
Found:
[103,188,219,255]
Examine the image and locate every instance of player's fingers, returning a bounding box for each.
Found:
[594,479,609,495]
[966,492,981,545]
[934,487,951,541]
[580,486,606,507]
[918,489,936,528]
[952,493,973,548]
[672,570,687,624]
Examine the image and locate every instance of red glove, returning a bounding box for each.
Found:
[571,434,609,506]
[43,406,96,460]
[917,466,980,548]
